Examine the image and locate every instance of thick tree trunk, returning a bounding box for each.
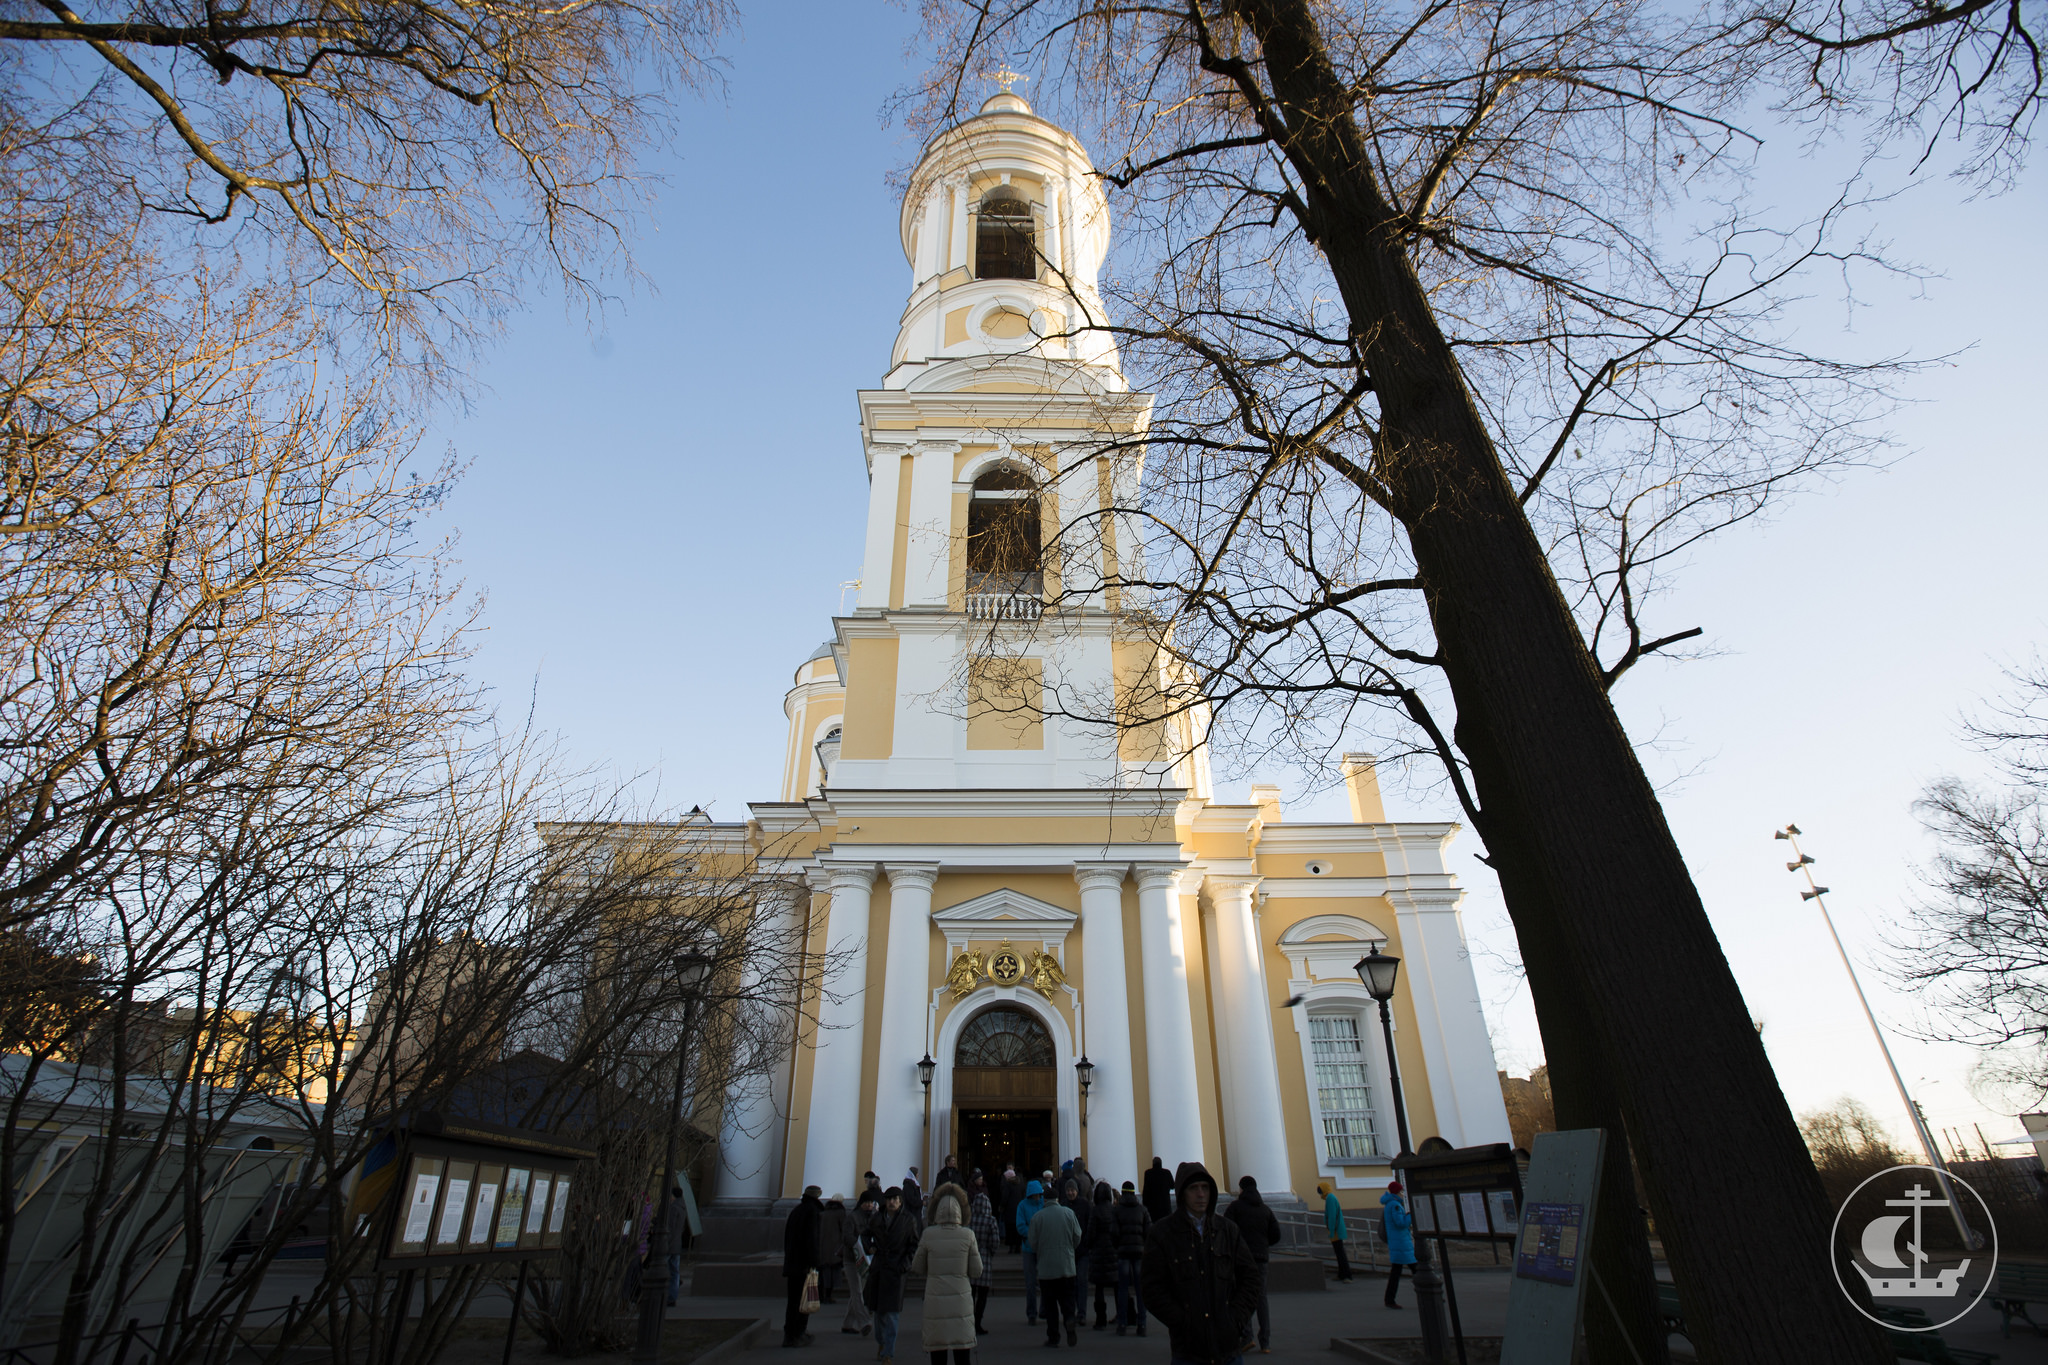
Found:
[1223,1,1890,1357]
[1463,719,1668,1365]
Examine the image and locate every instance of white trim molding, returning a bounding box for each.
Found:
[930,885,1078,956]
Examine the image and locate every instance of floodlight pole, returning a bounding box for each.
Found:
[1777,826,1980,1249]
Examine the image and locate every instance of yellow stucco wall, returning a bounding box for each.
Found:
[965,656,1045,750]
[889,455,914,609]
[841,638,900,760]
[1119,881,1153,1165]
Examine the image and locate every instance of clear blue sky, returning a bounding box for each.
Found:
[429,2,2048,1151]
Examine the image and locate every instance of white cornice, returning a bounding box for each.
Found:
[858,386,1152,435]
[816,843,1186,872]
[1257,877,1389,899]
[817,787,1184,822]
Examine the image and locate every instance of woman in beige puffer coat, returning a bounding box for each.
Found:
[911,1183,983,1361]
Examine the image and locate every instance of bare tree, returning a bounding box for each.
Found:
[896,2,1936,1359]
[1717,0,2044,185]
[0,0,732,385]
[0,735,817,1365]
[1900,660,2048,1109]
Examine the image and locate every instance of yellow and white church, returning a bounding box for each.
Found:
[707,91,1510,1213]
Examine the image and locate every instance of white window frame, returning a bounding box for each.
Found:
[1286,979,1397,1187]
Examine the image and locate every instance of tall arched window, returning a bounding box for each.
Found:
[966,465,1042,599]
[975,188,1037,280]
[956,1005,1056,1067]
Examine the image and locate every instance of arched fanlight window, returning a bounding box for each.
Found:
[976,188,1037,280]
[955,1005,1055,1067]
[966,465,1042,597]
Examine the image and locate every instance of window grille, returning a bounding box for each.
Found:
[1310,1013,1382,1160]
[956,1005,1055,1067]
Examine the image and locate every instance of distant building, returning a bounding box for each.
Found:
[1498,1066,1556,1152]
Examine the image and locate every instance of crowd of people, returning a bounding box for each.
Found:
[775,1155,1415,1365]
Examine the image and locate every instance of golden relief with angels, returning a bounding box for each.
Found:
[947,939,1064,1001]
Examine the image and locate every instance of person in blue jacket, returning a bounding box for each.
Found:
[1317,1182,1354,1282]
[1015,1179,1047,1324]
[1379,1181,1416,1309]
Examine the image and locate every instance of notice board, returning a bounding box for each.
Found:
[1501,1127,1607,1364]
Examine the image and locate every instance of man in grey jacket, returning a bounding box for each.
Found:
[1029,1190,1085,1347]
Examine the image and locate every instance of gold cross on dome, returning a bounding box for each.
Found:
[989,63,1028,94]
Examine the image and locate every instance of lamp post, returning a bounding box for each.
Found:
[1356,948,1449,1362]
[1777,824,1982,1248]
[1074,1056,1094,1160]
[632,955,711,1365]
[918,1053,937,1128]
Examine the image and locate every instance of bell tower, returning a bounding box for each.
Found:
[820,92,1204,795]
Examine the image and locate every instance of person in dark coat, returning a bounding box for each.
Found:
[1224,1176,1282,1351]
[1140,1163,1260,1365]
[999,1166,1024,1252]
[901,1168,924,1223]
[815,1193,849,1306]
[1087,1180,1119,1329]
[1060,1175,1095,1331]
[936,1154,964,1189]
[1142,1157,1174,1222]
[782,1186,824,1347]
[863,1188,920,1363]
[1112,1181,1151,1335]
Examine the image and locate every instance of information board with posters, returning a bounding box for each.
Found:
[1501,1128,1607,1365]
[370,1112,591,1269]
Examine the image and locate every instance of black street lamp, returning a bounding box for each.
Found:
[1354,947,1449,1360]
[918,1053,937,1128]
[1073,1055,1094,1127]
[632,955,712,1365]
[1354,950,1411,1155]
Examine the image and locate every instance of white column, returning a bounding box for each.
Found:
[858,441,907,611]
[870,864,938,1186]
[717,879,807,1204]
[903,441,958,608]
[1075,863,1137,1178]
[1042,178,1063,283]
[803,865,877,1193]
[1388,887,1512,1147]
[948,179,970,276]
[1134,865,1204,1166]
[1205,874,1292,1193]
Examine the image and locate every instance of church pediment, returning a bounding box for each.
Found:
[930,887,1077,952]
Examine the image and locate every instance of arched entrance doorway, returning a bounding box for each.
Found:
[952,1005,1057,1186]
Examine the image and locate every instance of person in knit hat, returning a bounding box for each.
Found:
[1315,1183,1354,1282]
[1224,1175,1281,1352]
[1379,1181,1417,1309]
[1111,1181,1151,1335]
[1140,1163,1259,1364]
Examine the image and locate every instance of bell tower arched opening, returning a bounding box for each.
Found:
[975,187,1037,280]
[952,1004,1057,1187]
[965,464,1043,601]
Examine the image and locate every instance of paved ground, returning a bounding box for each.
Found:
[239,1255,2048,1361]
[683,1274,1506,1357]
[669,1274,2047,1364]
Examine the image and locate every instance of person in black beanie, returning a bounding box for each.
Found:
[1223,1176,1281,1352]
